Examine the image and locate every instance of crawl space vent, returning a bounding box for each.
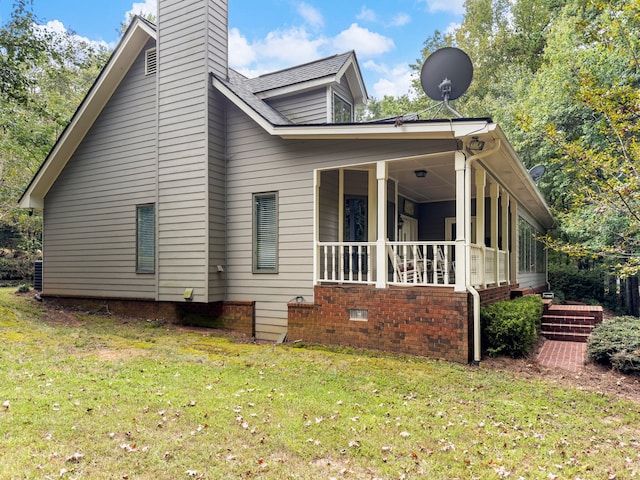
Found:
[349,309,368,322]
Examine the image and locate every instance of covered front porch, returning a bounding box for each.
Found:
[314,149,515,292]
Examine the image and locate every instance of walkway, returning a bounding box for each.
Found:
[536,340,587,372]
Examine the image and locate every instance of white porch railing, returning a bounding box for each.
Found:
[470,244,509,287]
[387,242,455,286]
[317,241,508,288]
[317,241,457,287]
[317,242,377,284]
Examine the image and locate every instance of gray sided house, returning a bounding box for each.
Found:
[19,0,554,364]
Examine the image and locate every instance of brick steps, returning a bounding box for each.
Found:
[541,304,603,343]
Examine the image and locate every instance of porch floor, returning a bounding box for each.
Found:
[536,340,586,372]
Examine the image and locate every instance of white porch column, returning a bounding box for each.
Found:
[501,191,511,284]
[490,181,500,285]
[475,167,486,288]
[454,151,466,292]
[510,202,518,284]
[375,161,388,288]
[338,169,344,242]
[313,170,321,285]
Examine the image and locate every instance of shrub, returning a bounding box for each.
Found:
[481,296,543,358]
[548,262,622,312]
[587,317,640,374]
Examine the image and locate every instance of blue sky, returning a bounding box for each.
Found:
[0,0,464,99]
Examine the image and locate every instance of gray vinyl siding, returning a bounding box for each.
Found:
[42,39,157,299]
[266,89,328,124]
[206,1,228,300]
[318,170,339,242]
[226,104,455,340]
[207,88,226,301]
[157,0,227,302]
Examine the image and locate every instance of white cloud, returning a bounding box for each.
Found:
[296,2,324,29]
[229,27,256,67]
[258,27,326,65]
[364,60,417,98]
[125,0,157,20]
[356,6,377,23]
[36,20,110,52]
[419,0,465,15]
[444,21,460,35]
[389,13,411,27]
[229,26,327,74]
[332,23,394,58]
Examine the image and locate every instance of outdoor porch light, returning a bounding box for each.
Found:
[469,136,485,151]
[414,169,427,178]
[397,214,404,228]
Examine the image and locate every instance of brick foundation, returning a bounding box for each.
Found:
[288,285,472,364]
[479,285,513,306]
[43,296,255,337]
[510,284,548,299]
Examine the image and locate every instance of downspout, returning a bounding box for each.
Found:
[463,139,501,365]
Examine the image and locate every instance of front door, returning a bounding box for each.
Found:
[344,196,367,276]
[399,215,418,242]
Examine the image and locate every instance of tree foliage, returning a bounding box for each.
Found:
[0,0,110,270]
[366,0,640,278]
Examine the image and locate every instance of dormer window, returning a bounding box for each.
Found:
[333,93,352,123]
[145,48,157,75]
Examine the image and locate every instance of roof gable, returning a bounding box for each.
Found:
[246,51,367,105]
[19,17,156,209]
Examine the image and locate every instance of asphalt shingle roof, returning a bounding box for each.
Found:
[245,51,354,94]
[216,69,293,125]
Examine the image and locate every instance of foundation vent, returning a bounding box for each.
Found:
[349,309,368,321]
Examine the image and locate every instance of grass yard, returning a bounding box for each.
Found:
[1,288,640,479]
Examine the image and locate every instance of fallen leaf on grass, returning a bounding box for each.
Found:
[66,452,83,463]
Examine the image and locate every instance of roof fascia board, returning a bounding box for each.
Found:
[336,55,367,105]
[274,120,492,140]
[19,18,155,209]
[211,76,279,133]
[484,125,554,228]
[211,77,492,142]
[254,76,336,100]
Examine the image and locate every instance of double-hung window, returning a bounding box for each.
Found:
[253,192,278,273]
[136,204,155,273]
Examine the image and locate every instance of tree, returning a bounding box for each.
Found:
[541,0,640,276]
[0,1,110,265]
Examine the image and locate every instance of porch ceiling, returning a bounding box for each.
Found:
[386,138,554,230]
[389,153,460,203]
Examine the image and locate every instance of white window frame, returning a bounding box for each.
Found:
[333,93,353,123]
[253,192,278,273]
[518,217,545,273]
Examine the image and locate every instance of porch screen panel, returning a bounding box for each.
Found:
[136,203,155,273]
[254,192,278,272]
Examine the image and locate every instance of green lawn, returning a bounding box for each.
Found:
[1,288,639,479]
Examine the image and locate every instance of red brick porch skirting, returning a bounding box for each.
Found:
[288,285,473,364]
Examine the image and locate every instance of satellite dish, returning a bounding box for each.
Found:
[420,47,473,118]
[528,165,546,184]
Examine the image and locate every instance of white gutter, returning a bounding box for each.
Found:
[463,139,502,365]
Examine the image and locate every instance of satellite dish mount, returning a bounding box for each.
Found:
[420,47,474,118]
